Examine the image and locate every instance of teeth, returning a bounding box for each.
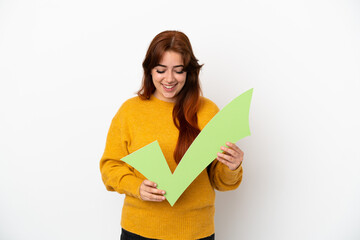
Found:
[164,85,175,89]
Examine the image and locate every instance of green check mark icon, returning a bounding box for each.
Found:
[121,88,253,206]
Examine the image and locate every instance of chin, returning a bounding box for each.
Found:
[163,92,177,98]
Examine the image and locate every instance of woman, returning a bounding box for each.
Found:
[100,30,244,240]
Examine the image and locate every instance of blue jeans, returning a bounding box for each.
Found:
[121,228,215,240]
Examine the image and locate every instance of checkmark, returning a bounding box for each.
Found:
[121,88,253,206]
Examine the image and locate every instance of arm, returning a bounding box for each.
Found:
[99,108,143,199]
[207,142,244,191]
[100,106,165,201]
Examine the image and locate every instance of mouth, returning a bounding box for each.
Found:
[162,83,177,91]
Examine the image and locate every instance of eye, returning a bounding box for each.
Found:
[156,70,165,74]
[174,68,185,74]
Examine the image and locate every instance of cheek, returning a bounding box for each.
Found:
[178,74,187,83]
[151,73,162,83]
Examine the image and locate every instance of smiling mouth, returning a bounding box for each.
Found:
[162,84,177,91]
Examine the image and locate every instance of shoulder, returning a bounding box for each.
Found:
[198,96,219,115]
[120,96,143,110]
[117,95,148,114]
[198,96,219,129]
[113,96,144,120]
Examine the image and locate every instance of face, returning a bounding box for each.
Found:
[151,51,187,102]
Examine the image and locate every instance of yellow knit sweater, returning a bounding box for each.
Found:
[100,95,243,240]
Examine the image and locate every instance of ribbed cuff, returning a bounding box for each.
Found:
[220,163,243,184]
[116,174,144,200]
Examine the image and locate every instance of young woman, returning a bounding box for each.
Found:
[100,30,244,240]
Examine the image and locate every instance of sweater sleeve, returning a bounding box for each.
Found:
[99,106,143,199]
[207,160,243,191]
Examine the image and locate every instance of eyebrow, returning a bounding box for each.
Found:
[156,64,184,68]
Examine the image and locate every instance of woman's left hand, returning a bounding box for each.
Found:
[217,142,244,170]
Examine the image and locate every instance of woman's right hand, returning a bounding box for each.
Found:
[139,180,166,202]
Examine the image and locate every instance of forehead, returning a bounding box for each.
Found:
[158,51,184,65]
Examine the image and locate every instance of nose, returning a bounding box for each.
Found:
[164,70,175,83]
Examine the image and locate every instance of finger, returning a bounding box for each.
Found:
[143,179,157,188]
[140,188,166,202]
[141,192,156,201]
[217,151,242,168]
[143,191,166,202]
[225,142,243,154]
[217,154,242,170]
[146,186,166,196]
[216,156,237,169]
[140,180,166,202]
[149,194,166,202]
[216,156,230,165]
[217,152,235,163]
[220,146,238,157]
[142,180,165,195]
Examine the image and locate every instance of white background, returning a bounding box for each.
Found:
[1,0,359,239]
